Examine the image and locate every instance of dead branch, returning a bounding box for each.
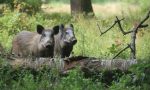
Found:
[134,10,150,32]
[115,16,133,35]
[99,10,150,36]
[129,10,150,59]
[98,10,150,59]
[114,11,150,35]
[130,30,136,59]
[97,18,124,36]
[113,44,130,59]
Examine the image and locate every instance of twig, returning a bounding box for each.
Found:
[96,22,102,35]
[97,18,124,36]
[134,10,150,32]
[113,44,130,59]
[115,16,133,35]
[99,10,150,36]
[138,24,148,28]
[98,10,150,59]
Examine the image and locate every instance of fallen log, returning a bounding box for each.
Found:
[7,56,137,73]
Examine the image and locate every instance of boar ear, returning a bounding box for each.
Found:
[37,25,44,34]
[69,24,74,28]
[60,24,64,30]
[52,25,59,35]
[59,24,64,33]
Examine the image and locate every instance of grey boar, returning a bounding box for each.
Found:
[54,24,77,58]
[12,24,59,57]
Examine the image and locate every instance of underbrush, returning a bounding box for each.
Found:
[0,58,149,90]
[0,1,150,89]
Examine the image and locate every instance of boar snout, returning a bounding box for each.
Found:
[64,37,77,45]
[45,45,51,48]
[72,38,77,45]
[45,42,53,48]
[71,37,77,45]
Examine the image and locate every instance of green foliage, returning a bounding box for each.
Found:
[0,1,150,89]
[0,59,149,90]
[0,12,34,50]
[0,63,104,90]
[0,11,71,50]
[55,69,104,90]
[110,60,150,90]
[3,0,42,14]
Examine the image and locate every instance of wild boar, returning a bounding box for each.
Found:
[54,24,77,58]
[12,24,59,57]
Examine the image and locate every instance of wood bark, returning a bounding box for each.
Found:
[70,0,94,16]
[8,56,137,73]
[130,30,136,59]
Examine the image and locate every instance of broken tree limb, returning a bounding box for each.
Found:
[99,10,150,36]
[114,11,150,35]
[116,16,133,35]
[130,29,136,59]
[97,18,124,36]
[134,10,150,31]
[98,10,150,59]
[129,10,150,59]
[113,44,130,59]
[138,24,148,28]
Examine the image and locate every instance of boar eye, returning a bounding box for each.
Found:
[66,32,68,34]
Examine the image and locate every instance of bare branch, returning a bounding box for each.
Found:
[138,24,148,28]
[100,21,117,35]
[113,44,130,59]
[116,16,126,35]
[98,10,150,60]
[96,22,102,35]
[115,10,150,35]
[98,10,150,36]
[97,17,124,36]
[129,10,150,59]
[115,16,134,35]
[134,10,150,32]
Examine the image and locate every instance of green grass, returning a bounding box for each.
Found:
[0,7,150,59]
[0,0,150,89]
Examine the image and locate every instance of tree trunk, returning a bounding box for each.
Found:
[70,0,94,16]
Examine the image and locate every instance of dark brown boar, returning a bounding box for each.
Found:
[12,24,59,57]
[54,24,77,58]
